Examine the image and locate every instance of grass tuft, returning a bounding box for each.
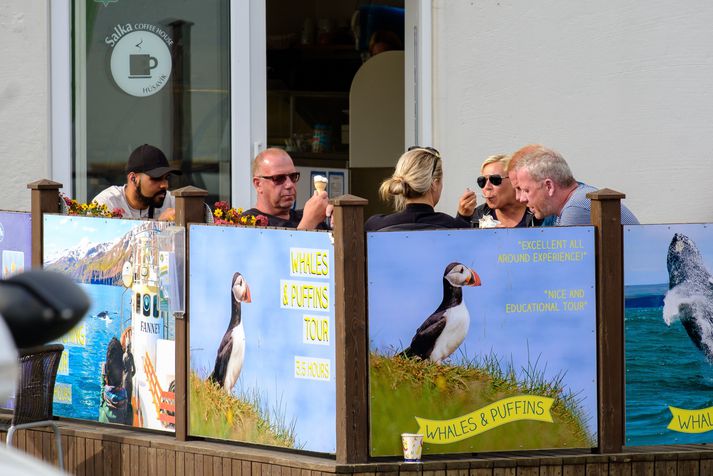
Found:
[189,372,298,448]
[370,347,594,455]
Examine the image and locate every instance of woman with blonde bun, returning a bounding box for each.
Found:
[365,147,473,231]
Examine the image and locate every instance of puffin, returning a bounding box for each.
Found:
[208,272,252,392]
[403,262,481,363]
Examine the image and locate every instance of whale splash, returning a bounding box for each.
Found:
[663,288,710,326]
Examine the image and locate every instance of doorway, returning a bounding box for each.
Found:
[265,1,405,215]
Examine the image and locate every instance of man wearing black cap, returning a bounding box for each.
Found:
[93,144,182,220]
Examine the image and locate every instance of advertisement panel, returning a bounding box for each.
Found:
[43,215,183,432]
[625,224,713,445]
[367,227,597,455]
[189,225,336,454]
[0,211,32,410]
[0,211,31,278]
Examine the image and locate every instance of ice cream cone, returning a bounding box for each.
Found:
[313,175,328,193]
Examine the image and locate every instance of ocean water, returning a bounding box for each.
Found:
[625,283,713,445]
[53,283,131,421]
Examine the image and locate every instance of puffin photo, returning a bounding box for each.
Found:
[208,272,252,393]
[403,262,481,363]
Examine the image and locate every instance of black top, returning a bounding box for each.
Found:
[471,204,543,228]
[365,203,471,231]
[242,208,329,230]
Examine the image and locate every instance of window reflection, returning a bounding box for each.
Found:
[74,0,230,206]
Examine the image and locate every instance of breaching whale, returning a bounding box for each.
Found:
[665,233,713,362]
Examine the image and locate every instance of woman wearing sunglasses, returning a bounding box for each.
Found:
[472,154,541,228]
[365,147,473,231]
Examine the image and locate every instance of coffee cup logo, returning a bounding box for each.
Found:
[129,54,158,78]
[109,26,172,97]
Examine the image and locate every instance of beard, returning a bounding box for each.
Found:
[136,181,167,208]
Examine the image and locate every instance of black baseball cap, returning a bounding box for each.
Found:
[125,144,182,178]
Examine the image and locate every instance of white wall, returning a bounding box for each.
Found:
[432,0,713,224]
[7,0,713,223]
[0,1,50,211]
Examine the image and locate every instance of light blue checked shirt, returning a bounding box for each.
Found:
[555,182,639,226]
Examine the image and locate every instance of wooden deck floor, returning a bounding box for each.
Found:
[2,420,713,475]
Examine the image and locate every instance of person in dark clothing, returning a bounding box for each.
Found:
[365,147,474,231]
[99,337,128,424]
[122,339,136,425]
[242,148,331,229]
[471,154,542,228]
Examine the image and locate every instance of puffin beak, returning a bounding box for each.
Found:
[464,268,481,287]
[243,284,252,303]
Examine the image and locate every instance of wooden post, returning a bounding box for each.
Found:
[588,188,625,454]
[172,185,208,441]
[332,194,369,464]
[27,179,62,268]
[173,186,208,226]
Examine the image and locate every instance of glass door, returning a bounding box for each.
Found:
[72,0,232,205]
[52,0,427,209]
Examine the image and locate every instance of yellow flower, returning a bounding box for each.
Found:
[214,209,223,218]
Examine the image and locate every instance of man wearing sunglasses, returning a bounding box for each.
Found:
[93,144,182,220]
[514,144,639,226]
[243,148,331,229]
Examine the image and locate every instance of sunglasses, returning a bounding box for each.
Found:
[408,146,441,178]
[477,174,508,188]
[257,172,300,185]
[407,145,440,158]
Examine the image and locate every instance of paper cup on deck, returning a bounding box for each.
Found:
[401,433,423,461]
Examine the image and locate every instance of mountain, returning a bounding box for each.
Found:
[45,220,167,285]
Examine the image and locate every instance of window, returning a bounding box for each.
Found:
[72,0,231,205]
[51,1,429,209]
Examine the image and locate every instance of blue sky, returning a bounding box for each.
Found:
[624,224,713,286]
[43,215,139,262]
[367,227,598,436]
[189,226,336,453]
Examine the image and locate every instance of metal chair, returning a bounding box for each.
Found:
[6,344,64,470]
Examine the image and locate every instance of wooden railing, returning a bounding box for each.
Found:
[22,179,634,466]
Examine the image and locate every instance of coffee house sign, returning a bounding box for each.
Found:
[106,22,173,97]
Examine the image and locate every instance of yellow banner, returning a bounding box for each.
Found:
[416,395,554,444]
[668,406,713,433]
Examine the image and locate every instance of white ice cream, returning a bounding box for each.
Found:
[478,215,501,228]
[313,175,328,193]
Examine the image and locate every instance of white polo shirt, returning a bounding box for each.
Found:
[92,185,175,219]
